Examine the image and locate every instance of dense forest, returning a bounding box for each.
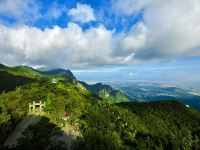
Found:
[1,81,200,149]
[0,71,36,93]
[0,64,200,149]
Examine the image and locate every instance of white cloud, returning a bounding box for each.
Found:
[0,0,40,23]
[116,22,149,55]
[0,0,200,69]
[68,3,96,23]
[113,0,200,60]
[0,21,142,68]
[113,0,153,16]
[0,23,118,68]
[43,2,66,21]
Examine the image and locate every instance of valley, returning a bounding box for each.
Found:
[102,80,200,111]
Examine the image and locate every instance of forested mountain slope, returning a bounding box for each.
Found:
[0,64,129,103]
[0,71,36,93]
[79,81,130,103]
[0,64,76,81]
[1,64,200,149]
[0,81,200,149]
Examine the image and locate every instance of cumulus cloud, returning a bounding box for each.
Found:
[115,22,149,56]
[0,23,114,68]
[68,3,96,23]
[0,0,200,69]
[113,0,200,60]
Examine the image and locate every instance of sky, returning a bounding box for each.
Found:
[0,0,200,82]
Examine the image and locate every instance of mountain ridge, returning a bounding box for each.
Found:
[79,81,131,103]
[0,63,129,103]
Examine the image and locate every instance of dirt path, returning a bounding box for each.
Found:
[60,124,79,148]
[4,114,42,148]
[50,124,80,149]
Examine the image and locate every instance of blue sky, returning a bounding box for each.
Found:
[0,0,200,82]
[73,58,200,83]
[0,0,142,32]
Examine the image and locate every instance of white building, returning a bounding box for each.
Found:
[52,78,57,84]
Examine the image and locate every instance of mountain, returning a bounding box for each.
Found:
[0,65,41,93]
[79,81,131,103]
[0,65,42,78]
[0,71,36,93]
[0,63,6,69]
[0,81,97,148]
[0,64,76,81]
[0,64,77,93]
[1,81,200,149]
[0,64,129,104]
[43,68,74,76]
[43,68,77,83]
[1,63,200,149]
